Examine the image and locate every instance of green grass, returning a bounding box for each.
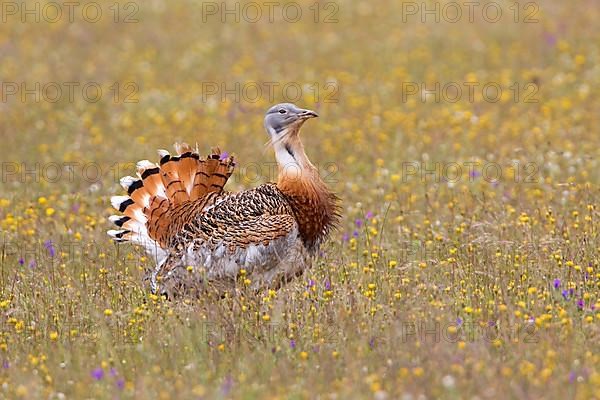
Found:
[0,0,599,398]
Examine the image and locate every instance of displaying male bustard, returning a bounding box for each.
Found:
[108,104,339,296]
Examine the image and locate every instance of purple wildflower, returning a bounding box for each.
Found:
[569,371,576,383]
[219,151,229,161]
[91,367,104,380]
[352,230,359,237]
[369,337,375,349]
[28,260,36,269]
[544,32,557,46]
[365,211,373,219]
[456,317,463,326]
[561,290,569,299]
[342,233,349,242]
[18,257,24,266]
[289,339,296,349]
[2,361,9,369]
[577,299,584,310]
[469,169,481,179]
[355,219,363,228]
[116,378,125,390]
[553,279,561,289]
[221,375,233,395]
[307,279,315,288]
[325,279,331,290]
[44,240,55,258]
[109,367,118,377]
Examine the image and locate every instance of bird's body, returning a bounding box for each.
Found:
[108,104,339,296]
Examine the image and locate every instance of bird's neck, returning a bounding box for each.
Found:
[275,131,339,250]
[270,125,307,172]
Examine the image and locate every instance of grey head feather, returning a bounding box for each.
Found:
[264,103,318,135]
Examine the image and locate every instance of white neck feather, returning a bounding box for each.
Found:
[274,141,300,168]
[268,127,302,179]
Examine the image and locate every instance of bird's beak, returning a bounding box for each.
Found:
[298,109,319,119]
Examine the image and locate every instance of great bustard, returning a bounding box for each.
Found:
[108,103,339,296]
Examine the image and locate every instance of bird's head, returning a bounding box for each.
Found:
[264,103,318,144]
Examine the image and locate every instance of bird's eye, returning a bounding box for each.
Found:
[278,109,286,114]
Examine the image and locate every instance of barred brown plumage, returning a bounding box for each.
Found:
[108,103,340,297]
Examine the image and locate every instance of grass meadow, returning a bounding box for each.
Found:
[1,0,599,398]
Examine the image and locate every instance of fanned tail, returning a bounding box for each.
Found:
[108,142,235,266]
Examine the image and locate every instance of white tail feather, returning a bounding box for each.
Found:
[120,176,137,190]
[136,160,156,171]
[108,215,123,223]
[110,195,130,210]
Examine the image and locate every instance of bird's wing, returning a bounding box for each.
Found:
[170,183,297,251]
[198,213,297,250]
[152,184,304,293]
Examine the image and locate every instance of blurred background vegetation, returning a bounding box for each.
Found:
[0,0,599,399]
